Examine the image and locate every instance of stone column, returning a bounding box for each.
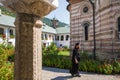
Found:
[5,28,9,42]
[14,13,42,80]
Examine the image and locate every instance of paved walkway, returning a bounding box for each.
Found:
[42,67,120,80]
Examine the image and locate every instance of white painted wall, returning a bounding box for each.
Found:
[55,34,70,48]
[0,26,15,46]
[0,26,70,48]
[8,38,15,46]
[42,33,55,47]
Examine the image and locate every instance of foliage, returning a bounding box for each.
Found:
[79,60,99,73]
[8,54,14,62]
[102,63,113,74]
[80,50,93,60]
[42,17,68,27]
[43,42,58,55]
[0,6,15,17]
[62,46,70,51]
[43,49,120,75]
[42,54,71,69]
[0,62,14,80]
[0,34,2,37]
[6,44,14,50]
[42,43,71,69]
[0,6,68,27]
[58,51,69,56]
[10,35,15,38]
[0,42,119,80]
[0,43,14,80]
[112,60,120,74]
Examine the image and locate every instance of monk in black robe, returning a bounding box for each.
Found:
[70,43,81,77]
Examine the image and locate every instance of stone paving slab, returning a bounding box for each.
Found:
[42,67,120,80]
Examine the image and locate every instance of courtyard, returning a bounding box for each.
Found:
[42,67,120,80]
[0,0,120,80]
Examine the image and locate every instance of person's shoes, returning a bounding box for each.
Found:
[72,74,81,77]
[72,74,76,77]
[72,74,75,77]
[76,74,81,77]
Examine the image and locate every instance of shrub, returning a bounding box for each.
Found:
[42,46,47,55]
[79,60,115,74]
[79,60,100,73]
[10,35,15,38]
[112,60,120,74]
[0,43,14,80]
[0,62,14,80]
[6,44,14,50]
[8,54,14,62]
[103,63,113,74]
[44,42,58,55]
[79,61,87,72]
[42,48,120,75]
[63,46,69,51]
[42,54,71,69]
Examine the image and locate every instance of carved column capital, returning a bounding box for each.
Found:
[14,13,43,28]
[34,18,43,28]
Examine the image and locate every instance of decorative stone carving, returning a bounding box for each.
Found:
[0,0,58,17]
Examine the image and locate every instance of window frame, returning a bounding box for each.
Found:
[82,22,90,41]
[66,35,69,41]
[61,35,64,41]
[83,6,89,13]
[0,28,4,35]
[9,29,14,35]
[118,17,120,39]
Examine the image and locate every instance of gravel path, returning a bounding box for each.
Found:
[42,67,120,80]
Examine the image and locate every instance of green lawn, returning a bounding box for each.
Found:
[58,51,70,56]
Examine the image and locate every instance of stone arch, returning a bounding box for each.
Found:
[81,21,91,27]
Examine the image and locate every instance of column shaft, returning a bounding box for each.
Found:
[14,13,42,80]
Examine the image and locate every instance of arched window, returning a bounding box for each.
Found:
[66,35,69,41]
[49,35,52,40]
[52,35,54,40]
[42,34,44,40]
[45,34,47,40]
[56,36,59,41]
[83,23,89,41]
[9,29,13,35]
[0,28,4,35]
[118,17,120,39]
[61,35,64,41]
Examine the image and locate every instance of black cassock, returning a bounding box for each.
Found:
[70,48,80,75]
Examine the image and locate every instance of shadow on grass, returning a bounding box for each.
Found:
[51,76,73,80]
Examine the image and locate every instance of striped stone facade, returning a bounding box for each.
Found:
[68,0,120,59]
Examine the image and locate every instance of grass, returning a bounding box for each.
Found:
[58,51,70,56]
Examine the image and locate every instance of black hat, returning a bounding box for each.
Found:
[75,43,79,46]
